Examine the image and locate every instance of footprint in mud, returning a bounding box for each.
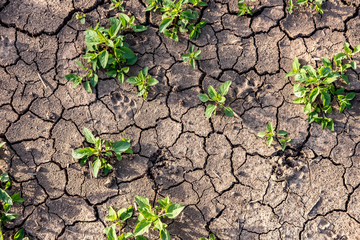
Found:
[109,91,137,120]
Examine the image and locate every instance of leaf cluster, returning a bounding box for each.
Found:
[200,234,216,240]
[237,0,256,16]
[181,45,201,69]
[287,0,325,14]
[0,172,24,240]
[76,12,86,24]
[285,42,360,131]
[127,67,159,99]
[104,196,184,240]
[198,81,234,118]
[257,122,292,151]
[72,128,133,178]
[110,0,125,11]
[65,14,147,92]
[145,0,207,41]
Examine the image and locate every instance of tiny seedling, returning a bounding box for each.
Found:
[257,122,292,151]
[104,196,184,240]
[181,45,201,69]
[0,172,24,239]
[237,0,256,16]
[200,234,216,240]
[285,42,360,131]
[287,0,325,14]
[198,81,234,118]
[110,0,125,11]
[0,142,5,149]
[127,67,159,99]
[145,0,207,41]
[65,13,147,92]
[76,12,86,24]
[72,128,132,178]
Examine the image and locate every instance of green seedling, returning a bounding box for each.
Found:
[104,196,184,240]
[181,45,201,69]
[76,12,86,24]
[145,0,207,41]
[285,42,360,131]
[287,0,325,14]
[72,128,132,178]
[0,172,24,240]
[200,234,216,240]
[13,229,29,240]
[199,81,234,118]
[65,14,147,92]
[0,142,5,149]
[257,122,292,151]
[237,0,256,16]
[127,67,159,99]
[110,0,125,11]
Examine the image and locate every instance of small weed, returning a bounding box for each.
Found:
[199,81,234,118]
[258,122,292,151]
[287,0,325,14]
[200,234,216,240]
[0,171,24,239]
[181,45,201,69]
[13,229,28,240]
[237,0,256,16]
[104,196,184,240]
[76,12,86,24]
[145,0,207,41]
[285,42,360,131]
[127,67,159,99]
[110,0,125,11]
[72,128,132,178]
[65,14,147,92]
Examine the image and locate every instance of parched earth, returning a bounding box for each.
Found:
[1,0,360,239]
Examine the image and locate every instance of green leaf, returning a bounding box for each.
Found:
[293,97,305,104]
[209,234,216,240]
[205,104,216,118]
[105,206,118,221]
[309,87,319,103]
[0,142,5,149]
[165,204,184,219]
[354,45,360,54]
[90,74,99,87]
[198,94,210,102]
[267,122,274,132]
[106,225,117,240]
[159,229,170,240]
[127,77,139,85]
[85,29,102,45]
[14,229,25,240]
[0,173,9,183]
[136,236,148,240]
[208,86,217,100]
[133,220,152,236]
[83,127,96,144]
[83,81,92,93]
[120,205,133,221]
[148,78,159,86]
[277,130,288,137]
[334,52,347,62]
[344,42,352,54]
[219,81,232,96]
[99,50,109,68]
[257,132,266,138]
[189,59,196,69]
[133,25,147,32]
[350,61,357,69]
[135,196,151,209]
[113,141,131,154]
[292,57,300,72]
[109,18,122,38]
[159,18,173,33]
[0,189,13,206]
[322,57,332,67]
[65,73,81,82]
[304,102,312,114]
[266,136,273,146]
[92,158,102,178]
[11,193,24,203]
[224,107,234,117]
[346,92,356,100]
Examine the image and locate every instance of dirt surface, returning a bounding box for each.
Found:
[1,0,360,239]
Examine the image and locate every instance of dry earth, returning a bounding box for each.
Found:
[1,0,360,239]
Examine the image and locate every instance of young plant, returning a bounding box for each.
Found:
[257,122,292,151]
[76,12,86,24]
[198,81,234,118]
[0,142,5,149]
[72,128,132,178]
[110,0,125,11]
[285,42,360,131]
[65,14,147,92]
[104,196,184,240]
[237,0,256,16]
[0,172,24,240]
[181,45,201,69]
[13,229,29,240]
[145,0,207,41]
[126,67,159,99]
[200,234,216,240]
[287,0,325,14]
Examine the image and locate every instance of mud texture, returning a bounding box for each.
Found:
[1,0,360,239]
